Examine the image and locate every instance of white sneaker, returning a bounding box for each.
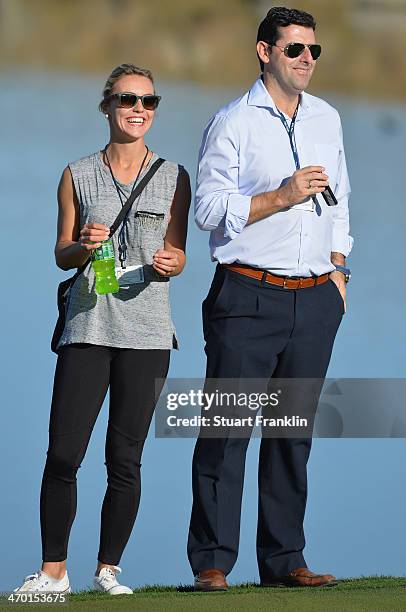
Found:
[93,566,133,595]
[14,570,70,593]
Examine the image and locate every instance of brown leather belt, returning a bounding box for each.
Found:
[222,264,329,289]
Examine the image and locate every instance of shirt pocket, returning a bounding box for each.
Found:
[314,144,340,192]
[134,210,166,249]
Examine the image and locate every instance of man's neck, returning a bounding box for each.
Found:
[262,73,300,117]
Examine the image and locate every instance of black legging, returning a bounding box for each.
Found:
[40,343,170,564]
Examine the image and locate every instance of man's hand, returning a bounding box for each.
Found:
[248,166,329,225]
[329,270,346,313]
[278,166,329,207]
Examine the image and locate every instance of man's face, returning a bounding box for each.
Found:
[264,24,317,94]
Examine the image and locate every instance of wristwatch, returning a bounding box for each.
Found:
[334,265,351,283]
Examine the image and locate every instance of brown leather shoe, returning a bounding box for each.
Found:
[194,569,228,591]
[262,567,338,587]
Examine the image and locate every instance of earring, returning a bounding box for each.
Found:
[105,113,109,118]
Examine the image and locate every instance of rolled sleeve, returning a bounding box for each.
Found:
[195,114,250,238]
[224,193,251,238]
[331,123,354,257]
[331,194,354,256]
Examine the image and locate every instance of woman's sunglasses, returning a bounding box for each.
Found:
[108,92,161,110]
[272,42,322,60]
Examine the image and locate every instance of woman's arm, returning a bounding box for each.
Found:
[153,168,191,277]
[55,167,109,271]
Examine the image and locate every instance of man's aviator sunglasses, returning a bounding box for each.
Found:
[270,42,322,60]
[108,92,161,110]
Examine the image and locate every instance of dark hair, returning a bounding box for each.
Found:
[99,63,155,113]
[256,7,316,71]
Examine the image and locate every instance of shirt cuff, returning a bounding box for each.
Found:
[224,194,251,239]
[331,233,354,257]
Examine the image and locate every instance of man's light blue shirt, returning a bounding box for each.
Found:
[195,77,353,276]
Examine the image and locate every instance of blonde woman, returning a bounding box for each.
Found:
[15,64,190,595]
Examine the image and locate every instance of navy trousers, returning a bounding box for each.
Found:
[187,265,344,580]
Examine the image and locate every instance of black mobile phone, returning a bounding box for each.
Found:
[321,185,338,206]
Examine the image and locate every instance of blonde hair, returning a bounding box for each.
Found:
[99,63,155,113]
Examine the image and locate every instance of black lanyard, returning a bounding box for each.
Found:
[103,145,149,268]
[276,101,300,170]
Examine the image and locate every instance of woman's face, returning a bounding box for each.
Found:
[105,74,156,142]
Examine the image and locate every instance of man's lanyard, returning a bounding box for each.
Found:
[276,100,300,170]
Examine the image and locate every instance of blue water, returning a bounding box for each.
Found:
[1,72,406,590]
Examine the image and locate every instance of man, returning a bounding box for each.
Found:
[188,6,352,590]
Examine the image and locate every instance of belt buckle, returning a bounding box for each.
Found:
[283,276,299,289]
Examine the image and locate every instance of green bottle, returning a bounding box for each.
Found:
[91,238,119,295]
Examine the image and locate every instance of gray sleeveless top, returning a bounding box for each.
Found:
[56,150,182,351]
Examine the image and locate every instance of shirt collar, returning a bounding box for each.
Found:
[247,76,312,116]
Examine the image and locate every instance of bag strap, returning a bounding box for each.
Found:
[109,157,165,237]
[75,157,165,276]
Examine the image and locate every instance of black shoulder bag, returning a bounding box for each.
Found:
[51,157,165,353]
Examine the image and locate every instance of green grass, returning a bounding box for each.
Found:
[1,578,405,611]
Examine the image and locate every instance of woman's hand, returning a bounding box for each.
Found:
[153,249,181,276]
[55,168,110,270]
[79,223,110,251]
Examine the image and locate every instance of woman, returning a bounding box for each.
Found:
[15,64,190,595]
